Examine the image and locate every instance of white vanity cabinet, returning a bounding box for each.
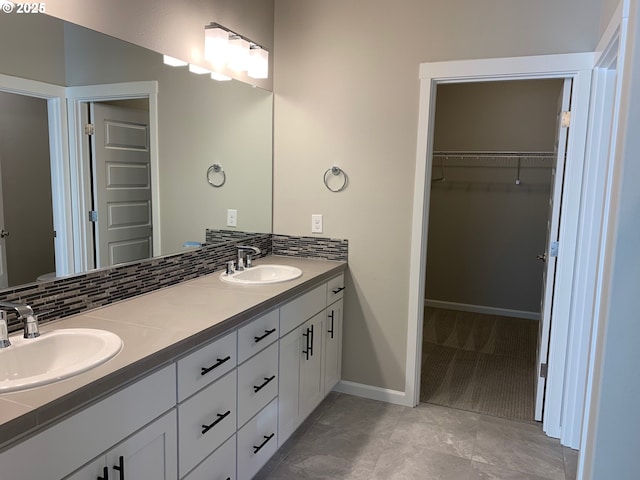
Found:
[278,274,344,446]
[0,365,177,480]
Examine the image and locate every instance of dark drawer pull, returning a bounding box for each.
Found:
[201,355,231,376]
[328,311,335,339]
[253,433,275,454]
[202,410,231,435]
[332,286,345,294]
[112,456,124,480]
[97,466,109,480]
[254,328,276,343]
[253,375,276,393]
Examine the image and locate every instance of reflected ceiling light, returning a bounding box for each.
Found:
[188,64,211,74]
[203,22,269,79]
[248,47,269,79]
[163,55,188,67]
[211,72,232,81]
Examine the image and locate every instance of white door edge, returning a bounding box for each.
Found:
[407,54,594,441]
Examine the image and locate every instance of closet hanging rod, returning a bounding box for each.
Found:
[432,150,555,159]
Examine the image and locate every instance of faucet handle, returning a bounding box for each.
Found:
[23,314,40,339]
[0,311,10,348]
[225,260,236,275]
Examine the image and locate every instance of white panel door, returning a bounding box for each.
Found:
[535,78,572,421]
[91,103,152,267]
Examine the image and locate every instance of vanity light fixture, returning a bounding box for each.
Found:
[248,46,269,79]
[163,55,188,67]
[204,22,269,79]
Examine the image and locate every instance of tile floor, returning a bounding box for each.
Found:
[257,393,579,480]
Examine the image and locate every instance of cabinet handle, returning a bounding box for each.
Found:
[254,328,276,343]
[253,375,276,393]
[302,327,311,360]
[201,410,231,435]
[252,433,275,454]
[201,355,231,376]
[113,456,124,480]
[309,324,314,357]
[332,286,345,294]
[97,466,109,480]
[328,311,335,339]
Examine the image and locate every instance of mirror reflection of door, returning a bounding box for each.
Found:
[0,91,56,287]
[86,101,152,268]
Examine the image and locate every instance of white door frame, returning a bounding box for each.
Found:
[66,81,160,273]
[407,53,594,440]
[0,73,72,277]
[578,1,630,475]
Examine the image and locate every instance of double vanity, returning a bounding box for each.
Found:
[0,255,346,480]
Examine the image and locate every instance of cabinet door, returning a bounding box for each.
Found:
[67,410,177,480]
[324,299,343,395]
[278,324,302,445]
[299,312,325,420]
[106,410,178,480]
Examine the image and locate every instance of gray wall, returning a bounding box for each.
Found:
[0,92,55,286]
[425,80,561,314]
[273,0,603,392]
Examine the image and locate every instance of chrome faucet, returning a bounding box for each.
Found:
[236,245,261,271]
[0,301,40,339]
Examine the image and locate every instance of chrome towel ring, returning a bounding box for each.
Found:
[323,166,348,192]
[207,163,226,187]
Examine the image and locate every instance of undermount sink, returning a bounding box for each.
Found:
[220,264,303,285]
[0,328,123,393]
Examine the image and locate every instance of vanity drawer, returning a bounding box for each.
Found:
[280,284,326,336]
[183,433,236,480]
[327,273,345,305]
[178,370,237,478]
[177,331,236,402]
[237,342,278,427]
[237,309,279,364]
[237,398,278,480]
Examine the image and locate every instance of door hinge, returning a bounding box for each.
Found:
[84,123,95,135]
[89,210,98,222]
[550,241,559,258]
[540,363,548,378]
[561,111,571,128]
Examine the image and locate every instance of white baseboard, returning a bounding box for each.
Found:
[424,299,540,321]
[333,380,411,407]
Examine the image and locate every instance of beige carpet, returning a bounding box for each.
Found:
[420,307,538,422]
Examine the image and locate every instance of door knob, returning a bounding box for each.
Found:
[537,253,547,262]
[0,229,8,238]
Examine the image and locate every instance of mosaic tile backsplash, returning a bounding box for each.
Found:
[1,233,346,334]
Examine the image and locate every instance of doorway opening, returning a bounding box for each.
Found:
[420,79,565,422]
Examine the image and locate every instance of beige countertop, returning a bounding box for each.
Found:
[0,255,346,451]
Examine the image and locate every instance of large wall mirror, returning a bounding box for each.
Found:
[0,13,273,289]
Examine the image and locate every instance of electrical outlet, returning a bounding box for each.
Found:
[227,209,237,227]
[311,214,323,233]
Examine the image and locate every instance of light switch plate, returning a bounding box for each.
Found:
[227,209,238,227]
[311,214,323,233]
